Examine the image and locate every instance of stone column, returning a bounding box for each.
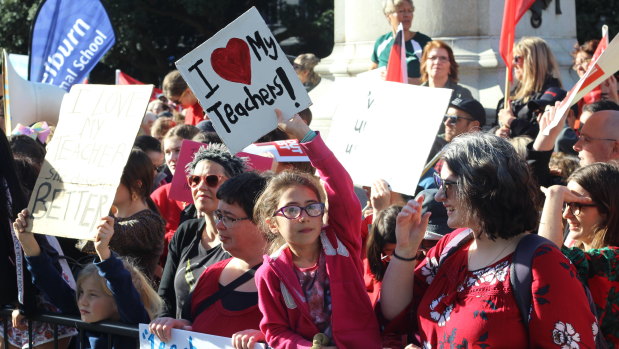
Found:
[310,0,578,135]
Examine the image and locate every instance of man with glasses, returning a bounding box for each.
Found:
[573,108,619,166]
[428,97,486,162]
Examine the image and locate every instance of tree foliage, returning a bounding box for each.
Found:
[0,0,334,86]
[575,0,618,44]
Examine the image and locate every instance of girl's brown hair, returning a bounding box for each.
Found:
[253,171,324,253]
[76,258,162,320]
[568,162,619,249]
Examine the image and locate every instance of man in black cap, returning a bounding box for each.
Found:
[427,97,486,161]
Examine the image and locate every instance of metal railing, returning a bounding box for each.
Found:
[1,308,138,349]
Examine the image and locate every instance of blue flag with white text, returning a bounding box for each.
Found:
[29,0,115,91]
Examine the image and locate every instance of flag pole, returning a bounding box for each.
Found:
[504,68,511,109]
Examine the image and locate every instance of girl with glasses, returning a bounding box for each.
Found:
[381,133,596,348]
[420,40,473,102]
[157,143,245,320]
[253,110,381,348]
[539,162,619,347]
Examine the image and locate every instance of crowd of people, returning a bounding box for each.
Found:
[1,0,619,348]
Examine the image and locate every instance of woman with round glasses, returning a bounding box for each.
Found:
[253,110,381,348]
[370,0,431,84]
[157,144,246,319]
[381,133,596,347]
[539,162,619,347]
[496,37,562,138]
[150,172,272,349]
[420,40,472,102]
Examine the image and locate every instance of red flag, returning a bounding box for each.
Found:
[385,23,408,83]
[583,26,609,104]
[116,70,163,101]
[499,0,536,82]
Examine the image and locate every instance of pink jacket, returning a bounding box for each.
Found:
[255,134,382,349]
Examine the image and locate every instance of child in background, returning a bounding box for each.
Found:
[13,212,162,349]
[253,110,381,348]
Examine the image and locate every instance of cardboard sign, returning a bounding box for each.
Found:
[327,79,451,196]
[543,32,619,135]
[27,85,153,240]
[139,324,266,349]
[168,139,274,203]
[242,139,310,162]
[175,7,311,154]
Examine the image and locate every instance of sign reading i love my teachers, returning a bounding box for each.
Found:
[175,7,311,154]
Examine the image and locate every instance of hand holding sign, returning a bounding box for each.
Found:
[275,109,311,141]
[176,7,311,154]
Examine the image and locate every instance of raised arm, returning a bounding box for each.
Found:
[381,197,430,320]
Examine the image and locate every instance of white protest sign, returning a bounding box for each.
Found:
[543,33,619,135]
[139,324,266,349]
[327,79,451,196]
[27,85,153,240]
[176,7,311,154]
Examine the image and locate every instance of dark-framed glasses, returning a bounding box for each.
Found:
[213,210,250,228]
[274,203,325,219]
[563,202,597,216]
[187,174,226,188]
[433,172,457,198]
[444,115,474,125]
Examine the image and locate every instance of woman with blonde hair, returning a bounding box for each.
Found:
[497,36,562,138]
[420,40,472,102]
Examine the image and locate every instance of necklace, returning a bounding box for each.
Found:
[468,238,515,270]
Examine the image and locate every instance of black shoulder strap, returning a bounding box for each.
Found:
[190,263,261,320]
[510,234,552,327]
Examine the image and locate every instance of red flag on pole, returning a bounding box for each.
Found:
[385,23,408,84]
[116,70,163,101]
[499,0,536,82]
[583,25,609,104]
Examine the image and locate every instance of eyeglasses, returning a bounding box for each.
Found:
[171,89,188,105]
[444,115,474,125]
[572,58,591,71]
[428,55,449,63]
[577,133,617,145]
[513,55,522,64]
[274,203,325,219]
[213,210,250,228]
[293,63,303,71]
[563,202,597,216]
[392,8,414,16]
[187,174,226,188]
[433,172,457,198]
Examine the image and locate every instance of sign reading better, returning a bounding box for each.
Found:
[27,84,152,240]
[175,6,311,154]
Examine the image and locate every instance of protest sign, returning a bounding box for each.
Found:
[242,139,310,162]
[327,79,451,196]
[26,84,153,240]
[175,7,311,154]
[168,139,274,203]
[543,32,619,135]
[139,324,266,349]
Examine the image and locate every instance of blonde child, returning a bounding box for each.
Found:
[13,211,161,348]
[253,110,381,348]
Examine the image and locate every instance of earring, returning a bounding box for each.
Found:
[131,192,139,201]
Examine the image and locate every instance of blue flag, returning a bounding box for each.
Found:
[29,0,115,91]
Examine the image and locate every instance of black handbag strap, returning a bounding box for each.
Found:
[191,263,261,320]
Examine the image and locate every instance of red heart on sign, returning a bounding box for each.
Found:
[211,38,252,85]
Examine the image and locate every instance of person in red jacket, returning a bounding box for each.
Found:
[253,110,381,349]
[162,70,206,126]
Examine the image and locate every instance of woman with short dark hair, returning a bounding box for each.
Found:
[381,133,596,347]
